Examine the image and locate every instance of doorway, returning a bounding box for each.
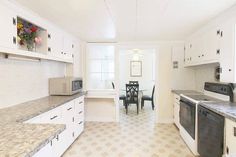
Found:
[117,46,158,123]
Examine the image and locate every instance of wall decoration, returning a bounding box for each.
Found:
[130,61,142,77]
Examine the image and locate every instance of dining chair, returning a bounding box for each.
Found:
[129,81,139,85]
[125,84,139,114]
[112,82,126,106]
[141,85,155,110]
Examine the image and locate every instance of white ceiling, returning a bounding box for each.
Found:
[15,0,236,42]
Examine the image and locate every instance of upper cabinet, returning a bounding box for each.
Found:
[0,4,17,50]
[219,21,235,83]
[0,1,75,63]
[185,27,221,66]
[185,18,236,83]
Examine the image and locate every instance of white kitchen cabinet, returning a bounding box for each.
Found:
[61,100,75,145]
[173,94,180,129]
[225,118,236,156]
[184,26,221,66]
[204,27,221,62]
[219,21,235,83]
[0,3,17,50]
[33,142,53,157]
[40,107,62,124]
[47,27,64,58]
[63,35,74,60]
[25,96,85,157]
[74,96,85,137]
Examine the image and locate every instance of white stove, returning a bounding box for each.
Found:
[179,82,234,156]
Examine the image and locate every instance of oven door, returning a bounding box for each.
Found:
[180,97,196,139]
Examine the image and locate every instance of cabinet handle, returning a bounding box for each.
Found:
[13,18,16,25]
[50,141,53,146]
[229,69,232,72]
[198,56,200,58]
[48,34,51,39]
[13,36,16,44]
[220,31,223,37]
[72,44,74,48]
[217,30,220,35]
[50,115,58,120]
[61,52,63,54]
[72,132,75,137]
[226,146,229,154]
[67,107,72,111]
[79,111,83,114]
[79,121,83,125]
[79,101,83,104]
[48,47,51,52]
[216,49,220,55]
[72,117,75,122]
[56,135,59,141]
[202,54,204,57]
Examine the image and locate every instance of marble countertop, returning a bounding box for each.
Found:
[0,91,86,157]
[200,101,236,122]
[171,90,202,95]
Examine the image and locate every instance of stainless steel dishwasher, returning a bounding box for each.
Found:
[198,105,224,157]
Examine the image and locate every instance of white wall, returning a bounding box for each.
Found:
[0,59,65,109]
[119,49,155,95]
[171,46,196,90]
[194,64,219,92]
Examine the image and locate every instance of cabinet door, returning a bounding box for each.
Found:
[61,101,75,144]
[219,22,235,83]
[192,36,203,63]
[184,41,192,65]
[33,142,53,157]
[63,35,74,59]
[40,107,62,124]
[204,28,220,61]
[0,3,17,49]
[225,119,236,156]
[47,28,64,58]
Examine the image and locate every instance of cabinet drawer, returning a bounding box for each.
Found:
[40,107,62,124]
[75,97,84,114]
[62,100,75,115]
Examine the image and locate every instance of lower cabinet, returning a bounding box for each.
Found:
[173,94,180,129]
[225,118,236,156]
[26,96,85,157]
[33,142,53,157]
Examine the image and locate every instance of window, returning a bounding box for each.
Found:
[86,44,115,90]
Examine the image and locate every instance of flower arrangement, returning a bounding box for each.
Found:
[17,18,42,51]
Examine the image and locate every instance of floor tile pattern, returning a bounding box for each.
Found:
[63,105,195,157]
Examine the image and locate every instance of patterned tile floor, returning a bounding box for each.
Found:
[63,104,195,157]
